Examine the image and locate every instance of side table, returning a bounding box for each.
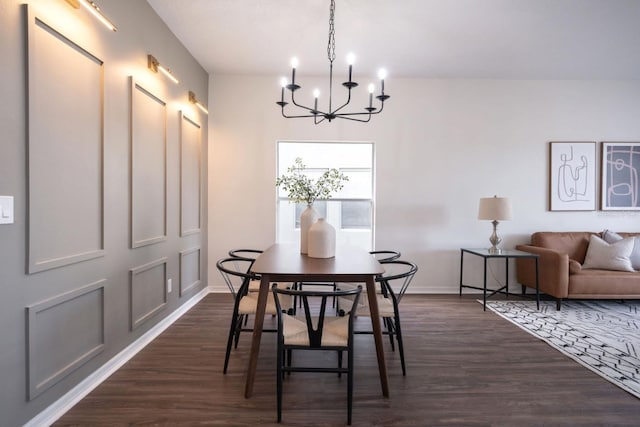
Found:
[459,248,539,311]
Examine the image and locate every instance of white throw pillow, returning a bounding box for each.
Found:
[602,229,640,270]
[582,235,635,272]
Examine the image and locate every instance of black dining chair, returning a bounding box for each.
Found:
[333,249,401,316]
[272,284,362,425]
[228,248,265,293]
[338,259,418,376]
[228,248,263,260]
[369,249,401,262]
[216,257,293,374]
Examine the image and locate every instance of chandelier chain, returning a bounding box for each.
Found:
[327,0,336,63]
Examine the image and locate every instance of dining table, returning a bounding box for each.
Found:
[246,243,389,398]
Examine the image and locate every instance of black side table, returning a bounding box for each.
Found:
[459,248,539,311]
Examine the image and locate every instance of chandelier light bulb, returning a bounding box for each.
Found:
[280,77,288,87]
[368,83,375,93]
[290,57,299,69]
[346,52,356,65]
[377,68,387,80]
[312,88,320,113]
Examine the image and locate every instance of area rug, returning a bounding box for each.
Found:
[485,299,640,399]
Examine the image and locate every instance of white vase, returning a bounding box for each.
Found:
[307,218,336,258]
[300,204,319,254]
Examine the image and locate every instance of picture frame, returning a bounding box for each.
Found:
[601,142,640,210]
[548,141,596,211]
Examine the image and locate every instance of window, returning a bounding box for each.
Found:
[276,141,374,250]
[341,201,372,229]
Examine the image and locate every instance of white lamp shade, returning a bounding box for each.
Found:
[478,196,512,221]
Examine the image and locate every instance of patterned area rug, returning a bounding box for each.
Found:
[485,299,640,399]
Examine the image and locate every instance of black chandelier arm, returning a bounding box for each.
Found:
[286,88,363,118]
[289,88,325,114]
[368,98,386,115]
[279,103,330,121]
[332,97,386,117]
[327,88,354,116]
[314,115,327,125]
[279,105,374,123]
[280,109,324,119]
[362,97,387,116]
[335,113,372,123]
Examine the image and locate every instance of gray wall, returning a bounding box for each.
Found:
[0,1,209,425]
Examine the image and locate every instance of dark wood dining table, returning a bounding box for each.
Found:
[247,243,388,398]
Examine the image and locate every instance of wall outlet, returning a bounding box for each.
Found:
[167,278,172,293]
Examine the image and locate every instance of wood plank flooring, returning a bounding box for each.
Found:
[54,294,640,426]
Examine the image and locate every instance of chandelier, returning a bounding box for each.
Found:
[276,0,390,124]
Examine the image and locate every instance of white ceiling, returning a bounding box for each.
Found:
[147,0,640,80]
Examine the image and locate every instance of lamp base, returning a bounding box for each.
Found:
[488,220,502,253]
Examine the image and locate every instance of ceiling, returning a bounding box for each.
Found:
[147,0,640,80]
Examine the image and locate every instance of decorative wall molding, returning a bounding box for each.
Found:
[129,258,168,330]
[26,9,105,273]
[180,247,201,296]
[179,112,202,236]
[24,288,209,427]
[130,78,167,248]
[26,280,106,400]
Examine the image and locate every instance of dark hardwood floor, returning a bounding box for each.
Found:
[54,294,640,426]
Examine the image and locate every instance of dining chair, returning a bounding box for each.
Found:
[338,259,418,376]
[228,248,263,260]
[369,249,401,262]
[216,257,292,374]
[228,248,265,292]
[271,284,362,425]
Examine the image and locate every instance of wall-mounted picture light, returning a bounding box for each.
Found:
[148,54,179,84]
[65,0,117,32]
[189,91,209,115]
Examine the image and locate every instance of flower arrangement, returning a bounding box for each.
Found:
[276,157,349,205]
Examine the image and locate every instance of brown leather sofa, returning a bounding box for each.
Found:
[515,231,640,310]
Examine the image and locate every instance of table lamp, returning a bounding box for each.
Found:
[478,195,512,253]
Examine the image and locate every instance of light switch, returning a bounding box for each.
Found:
[0,196,13,224]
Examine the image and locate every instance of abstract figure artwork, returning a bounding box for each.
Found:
[549,142,596,211]
[601,142,640,210]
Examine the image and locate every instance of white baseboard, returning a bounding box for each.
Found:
[25,287,212,427]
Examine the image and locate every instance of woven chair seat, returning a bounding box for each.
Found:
[337,294,394,317]
[282,315,350,347]
[248,279,262,292]
[238,293,278,315]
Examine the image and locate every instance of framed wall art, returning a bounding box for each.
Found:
[549,142,597,211]
[601,142,640,210]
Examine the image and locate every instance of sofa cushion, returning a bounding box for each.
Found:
[603,229,640,270]
[568,259,582,274]
[531,232,594,263]
[582,235,634,272]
